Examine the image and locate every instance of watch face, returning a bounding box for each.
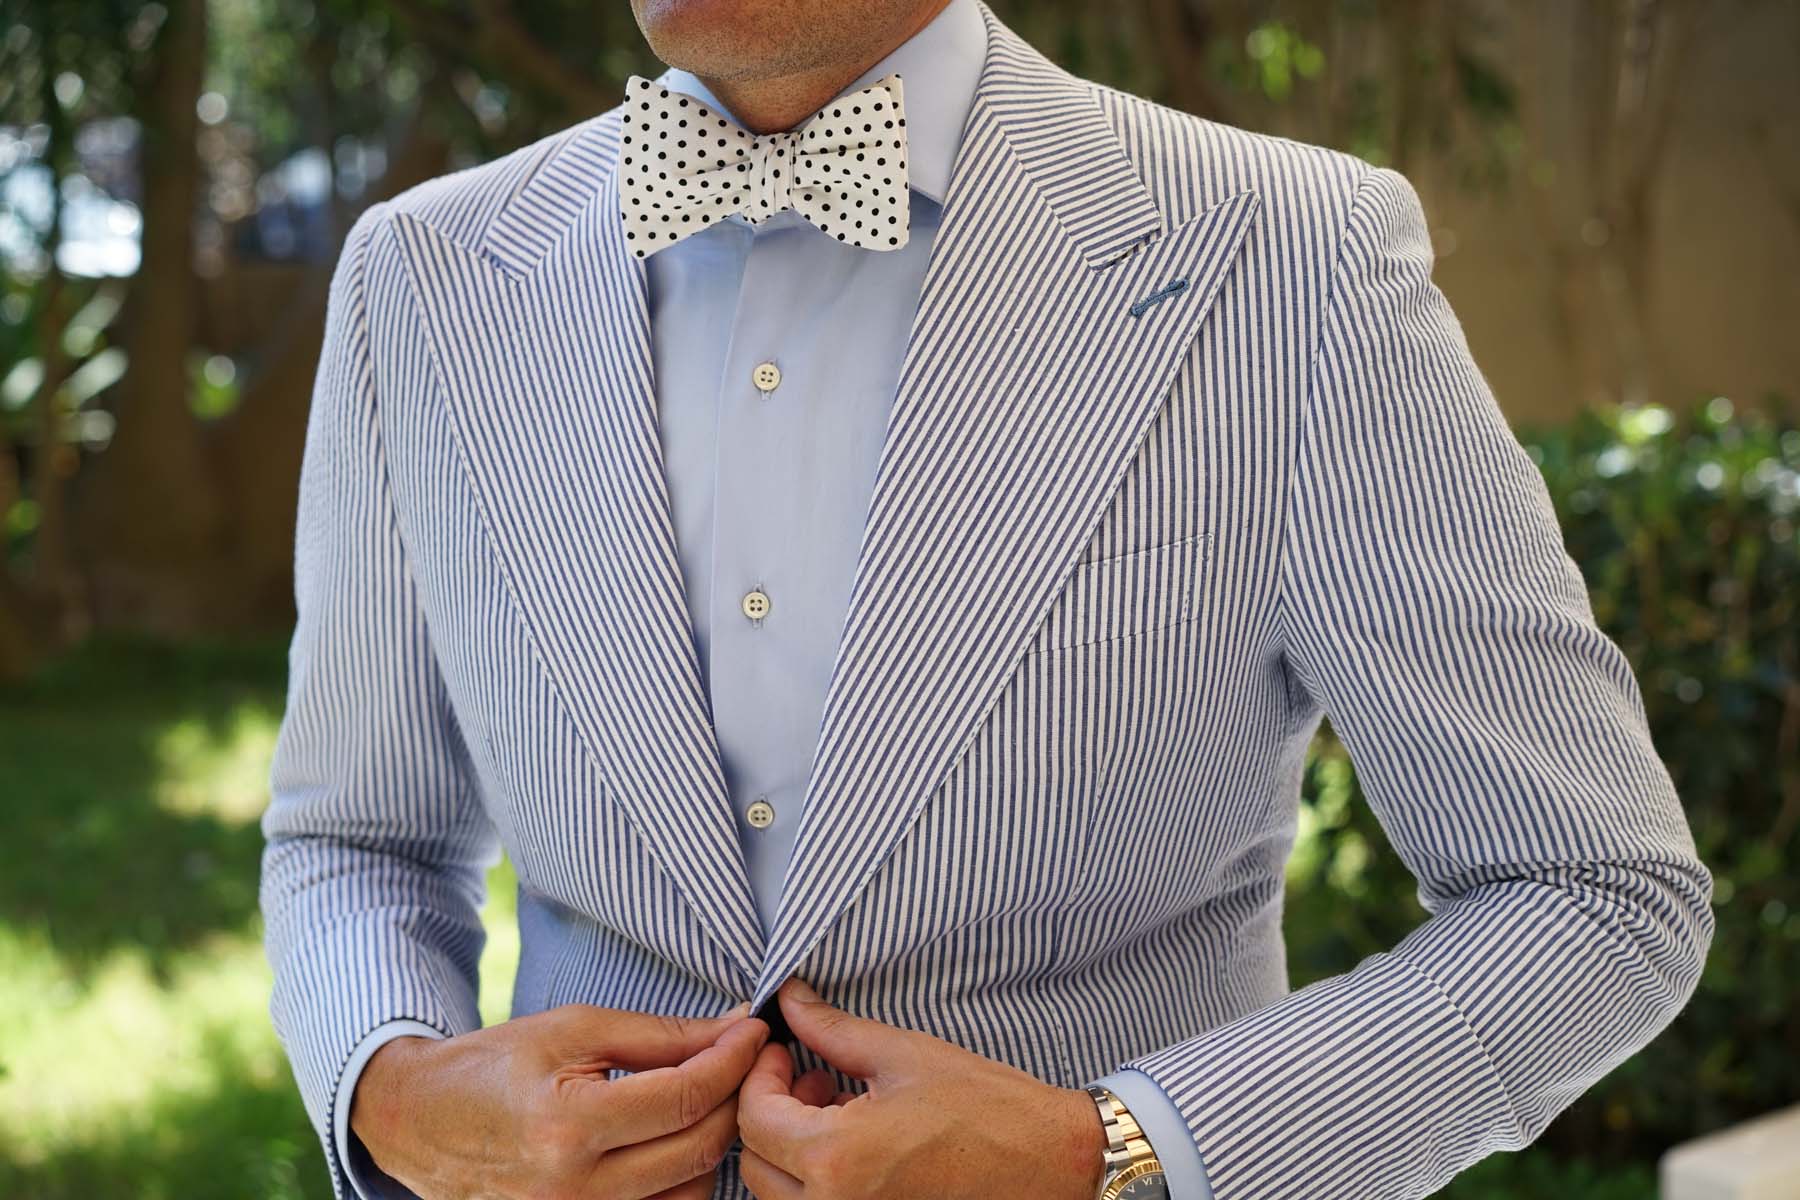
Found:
[1117,1171,1167,1200]
[1102,1162,1168,1200]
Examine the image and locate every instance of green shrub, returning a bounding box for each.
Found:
[1288,396,1800,1174]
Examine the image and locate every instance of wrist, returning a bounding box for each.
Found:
[350,1035,439,1157]
[1052,1085,1109,1199]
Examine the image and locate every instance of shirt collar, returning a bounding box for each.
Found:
[651,0,986,206]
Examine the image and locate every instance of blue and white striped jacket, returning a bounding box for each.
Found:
[260,4,1714,1197]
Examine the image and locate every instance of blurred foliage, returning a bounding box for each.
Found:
[1289,395,1800,1186]
[1444,1151,1657,1200]
[0,636,292,970]
[0,633,519,1197]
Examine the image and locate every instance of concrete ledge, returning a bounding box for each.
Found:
[1661,1104,1800,1199]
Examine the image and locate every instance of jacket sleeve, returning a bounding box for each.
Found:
[1125,164,1714,1200]
[260,200,499,1200]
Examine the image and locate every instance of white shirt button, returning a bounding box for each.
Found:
[746,797,776,829]
[741,588,771,621]
[752,361,781,393]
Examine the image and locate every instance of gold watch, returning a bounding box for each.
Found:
[1085,1085,1168,1200]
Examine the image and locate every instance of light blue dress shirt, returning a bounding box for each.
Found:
[333,2,1210,1195]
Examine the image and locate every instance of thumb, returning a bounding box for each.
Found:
[559,1000,757,1071]
[777,979,913,1083]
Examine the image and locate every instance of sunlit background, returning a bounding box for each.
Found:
[2,1,1796,1197]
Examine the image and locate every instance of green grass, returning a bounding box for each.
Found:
[0,634,517,1199]
[0,634,1653,1197]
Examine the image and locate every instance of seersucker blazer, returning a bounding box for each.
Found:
[260,3,1714,1198]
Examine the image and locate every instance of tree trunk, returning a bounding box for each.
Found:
[68,0,223,634]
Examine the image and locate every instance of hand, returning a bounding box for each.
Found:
[736,979,1106,1200]
[350,1002,770,1199]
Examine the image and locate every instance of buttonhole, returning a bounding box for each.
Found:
[1128,276,1189,319]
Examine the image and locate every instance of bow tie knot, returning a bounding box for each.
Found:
[747,128,803,216]
[618,73,912,257]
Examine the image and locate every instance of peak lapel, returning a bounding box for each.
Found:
[387,128,765,983]
[751,4,1262,1006]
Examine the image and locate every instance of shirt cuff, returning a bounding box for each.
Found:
[1094,1068,1213,1200]
[333,1019,445,1200]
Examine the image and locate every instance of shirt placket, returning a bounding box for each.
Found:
[707,217,812,934]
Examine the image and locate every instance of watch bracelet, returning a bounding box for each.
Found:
[1085,1085,1159,1173]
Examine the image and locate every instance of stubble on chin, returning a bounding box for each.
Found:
[632,0,897,85]
[631,0,823,79]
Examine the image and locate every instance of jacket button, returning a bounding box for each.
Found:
[746,798,776,828]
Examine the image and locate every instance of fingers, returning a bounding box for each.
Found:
[596,1087,740,1197]
[554,1002,757,1072]
[736,1040,829,1177]
[740,1148,805,1200]
[589,1018,770,1148]
[776,978,909,1082]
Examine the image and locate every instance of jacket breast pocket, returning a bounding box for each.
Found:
[1027,532,1213,654]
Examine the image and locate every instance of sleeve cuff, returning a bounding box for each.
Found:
[333,1019,446,1200]
[1095,1068,1213,1200]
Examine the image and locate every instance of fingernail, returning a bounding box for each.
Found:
[725,1000,753,1019]
[787,978,820,1003]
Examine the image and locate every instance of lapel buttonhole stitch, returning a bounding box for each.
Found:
[1128,276,1189,319]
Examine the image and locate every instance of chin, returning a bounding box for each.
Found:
[634,0,782,74]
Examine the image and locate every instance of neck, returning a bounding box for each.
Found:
[697,0,951,134]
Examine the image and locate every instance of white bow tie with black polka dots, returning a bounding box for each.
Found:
[617,72,911,257]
